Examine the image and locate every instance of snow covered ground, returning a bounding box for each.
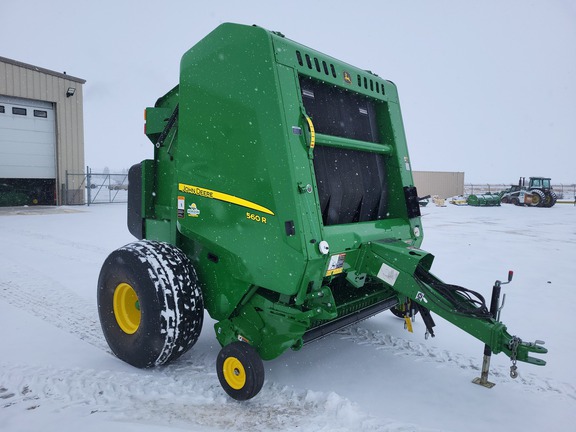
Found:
[1,202,574,431]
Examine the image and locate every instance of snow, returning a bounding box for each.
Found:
[1,202,575,431]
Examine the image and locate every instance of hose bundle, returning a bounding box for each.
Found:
[414,265,492,319]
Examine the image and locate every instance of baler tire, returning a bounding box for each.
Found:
[216,342,264,401]
[97,240,204,368]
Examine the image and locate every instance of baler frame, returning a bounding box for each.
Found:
[99,23,547,401]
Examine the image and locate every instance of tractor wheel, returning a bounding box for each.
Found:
[531,190,546,207]
[97,240,204,368]
[501,196,510,204]
[543,191,557,207]
[511,197,520,206]
[216,342,265,400]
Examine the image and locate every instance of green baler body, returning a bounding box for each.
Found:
[132,23,546,366]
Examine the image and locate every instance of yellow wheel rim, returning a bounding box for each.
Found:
[113,283,141,334]
[223,357,246,390]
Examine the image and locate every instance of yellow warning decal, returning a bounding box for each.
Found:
[178,183,275,216]
[304,115,315,149]
[325,253,346,276]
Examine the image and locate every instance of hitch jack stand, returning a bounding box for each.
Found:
[473,345,496,388]
[473,271,513,389]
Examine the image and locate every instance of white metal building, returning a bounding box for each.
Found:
[0,56,86,205]
[413,171,465,199]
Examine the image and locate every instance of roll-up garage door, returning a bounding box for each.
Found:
[0,95,57,205]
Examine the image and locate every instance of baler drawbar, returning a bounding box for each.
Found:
[97,23,547,400]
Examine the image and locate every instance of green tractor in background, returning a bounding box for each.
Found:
[500,177,557,207]
[97,23,547,400]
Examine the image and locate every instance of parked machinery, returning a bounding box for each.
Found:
[97,23,547,400]
[467,194,501,207]
[500,177,557,207]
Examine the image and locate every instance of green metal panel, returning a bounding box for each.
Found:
[140,22,427,352]
[175,24,309,319]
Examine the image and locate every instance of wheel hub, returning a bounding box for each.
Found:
[113,282,141,334]
[223,356,246,390]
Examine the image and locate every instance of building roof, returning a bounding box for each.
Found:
[0,56,86,84]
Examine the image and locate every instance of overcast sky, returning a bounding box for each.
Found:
[2,0,575,184]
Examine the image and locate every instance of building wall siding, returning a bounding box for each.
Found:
[0,56,85,204]
[413,171,465,199]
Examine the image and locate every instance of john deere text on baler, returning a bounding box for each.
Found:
[97,23,546,400]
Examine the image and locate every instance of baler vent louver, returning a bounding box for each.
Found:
[294,50,384,96]
[357,74,384,95]
[296,50,337,78]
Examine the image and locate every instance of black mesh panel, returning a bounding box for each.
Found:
[300,77,379,143]
[313,146,388,225]
[301,76,388,225]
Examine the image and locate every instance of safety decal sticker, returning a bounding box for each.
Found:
[404,156,411,171]
[326,253,346,277]
[377,262,400,286]
[177,196,185,219]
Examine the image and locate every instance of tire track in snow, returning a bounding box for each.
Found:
[0,263,108,352]
[0,363,441,432]
[2,226,112,258]
[0,259,441,431]
[2,256,573,426]
[337,326,576,400]
[0,246,438,430]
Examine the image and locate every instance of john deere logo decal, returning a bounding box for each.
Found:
[187,203,200,217]
[178,183,275,215]
[343,71,352,84]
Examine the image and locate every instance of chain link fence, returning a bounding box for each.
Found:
[63,170,575,206]
[65,167,128,205]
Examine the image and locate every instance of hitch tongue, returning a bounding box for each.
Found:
[507,337,548,378]
[520,339,547,365]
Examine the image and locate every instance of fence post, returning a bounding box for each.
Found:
[107,174,111,202]
[65,170,69,206]
[86,166,91,207]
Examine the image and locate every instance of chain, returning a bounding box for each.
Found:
[508,336,521,379]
